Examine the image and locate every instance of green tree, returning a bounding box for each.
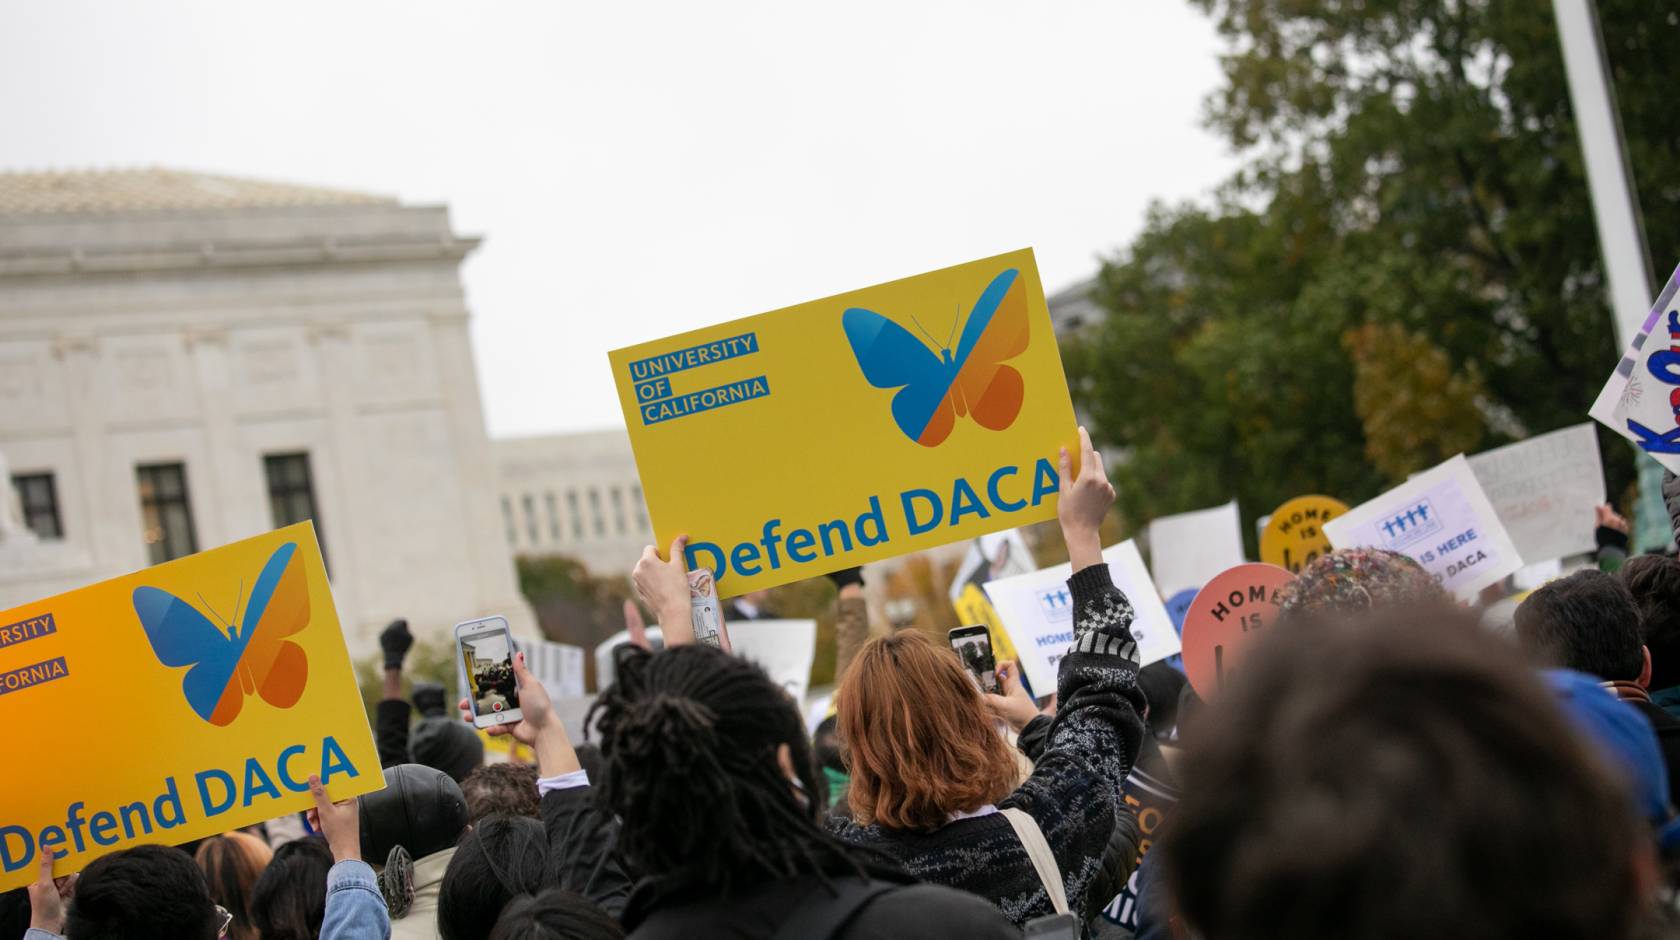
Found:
[1068,0,1680,535]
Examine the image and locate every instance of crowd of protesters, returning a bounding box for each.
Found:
[11,427,1680,939]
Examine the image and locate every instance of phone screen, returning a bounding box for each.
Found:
[459,623,520,725]
[949,626,998,695]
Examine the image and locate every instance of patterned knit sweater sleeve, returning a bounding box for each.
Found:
[1000,562,1147,920]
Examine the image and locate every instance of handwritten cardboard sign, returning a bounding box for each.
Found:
[0,524,381,888]
[1466,423,1605,564]
[1323,455,1523,598]
[609,250,1078,596]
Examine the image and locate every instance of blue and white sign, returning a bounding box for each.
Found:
[1590,263,1680,473]
[1323,454,1523,599]
[985,540,1180,695]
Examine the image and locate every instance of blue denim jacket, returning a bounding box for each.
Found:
[25,859,389,940]
[323,859,391,940]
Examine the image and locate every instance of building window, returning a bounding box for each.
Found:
[12,472,62,540]
[264,453,325,570]
[566,491,583,540]
[588,488,605,538]
[631,484,649,532]
[545,492,561,543]
[522,494,538,546]
[136,462,198,564]
[501,496,516,546]
[610,487,627,535]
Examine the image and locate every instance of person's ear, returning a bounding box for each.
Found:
[776,742,797,779]
[1641,646,1654,690]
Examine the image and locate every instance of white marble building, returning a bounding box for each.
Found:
[0,168,534,650]
[493,429,652,575]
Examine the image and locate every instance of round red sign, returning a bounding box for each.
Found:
[1181,562,1296,700]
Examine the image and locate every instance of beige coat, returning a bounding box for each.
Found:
[389,846,456,940]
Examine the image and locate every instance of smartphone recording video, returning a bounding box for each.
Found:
[948,625,999,695]
[456,617,521,728]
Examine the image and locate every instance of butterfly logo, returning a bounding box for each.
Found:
[131,541,311,726]
[841,267,1029,447]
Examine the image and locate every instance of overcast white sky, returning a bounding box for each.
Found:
[0,1,1237,436]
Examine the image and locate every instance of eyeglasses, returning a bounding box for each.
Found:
[215,905,233,938]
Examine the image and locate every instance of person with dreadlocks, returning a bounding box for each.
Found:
[592,559,1019,939]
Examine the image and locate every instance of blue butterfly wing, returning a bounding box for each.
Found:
[132,586,240,722]
[951,268,1021,369]
[842,308,954,441]
[239,542,300,640]
[842,308,943,386]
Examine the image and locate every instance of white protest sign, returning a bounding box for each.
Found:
[1466,424,1605,565]
[589,620,816,704]
[1590,264,1680,472]
[727,619,818,704]
[985,540,1180,697]
[1147,500,1245,598]
[1323,454,1523,598]
[526,639,587,700]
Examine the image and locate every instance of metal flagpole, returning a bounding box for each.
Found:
[1552,0,1667,550]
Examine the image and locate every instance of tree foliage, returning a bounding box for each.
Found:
[1068,0,1680,533]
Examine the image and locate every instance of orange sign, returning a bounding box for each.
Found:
[1180,563,1295,699]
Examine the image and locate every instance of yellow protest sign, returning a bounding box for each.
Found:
[610,249,1079,596]
[1258,495,1350,574]
[952,583,1022,668]
[0,523,382,888]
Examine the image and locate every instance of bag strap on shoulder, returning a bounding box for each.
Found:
[1000,806,1070,916]
[770,877,900,940]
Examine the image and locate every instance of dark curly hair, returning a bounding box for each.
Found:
[1160,602,1647,940]
[460,761,541,823]
[587,644,871,895]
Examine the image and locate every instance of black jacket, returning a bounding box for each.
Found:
[540,783,634,918]
[620,868,1019,940]
[1629,697,1680,810]
[376,698,413,768]
[382,698,634,917]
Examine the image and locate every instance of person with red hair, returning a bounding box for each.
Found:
[828,427,1148,929]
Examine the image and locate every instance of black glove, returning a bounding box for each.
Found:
[379,618,413,670]
[1596,525,1630,553]
[827,567,865,591]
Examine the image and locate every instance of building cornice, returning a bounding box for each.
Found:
[0,233,481,278]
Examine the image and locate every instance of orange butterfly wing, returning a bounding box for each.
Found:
[951,270,1029,431]
[918,393,958,446]
[243,545,311,711]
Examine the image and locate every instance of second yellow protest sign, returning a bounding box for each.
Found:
[0,523,382,888]
[610,249,1078,595]
[1258,495,1349,574]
